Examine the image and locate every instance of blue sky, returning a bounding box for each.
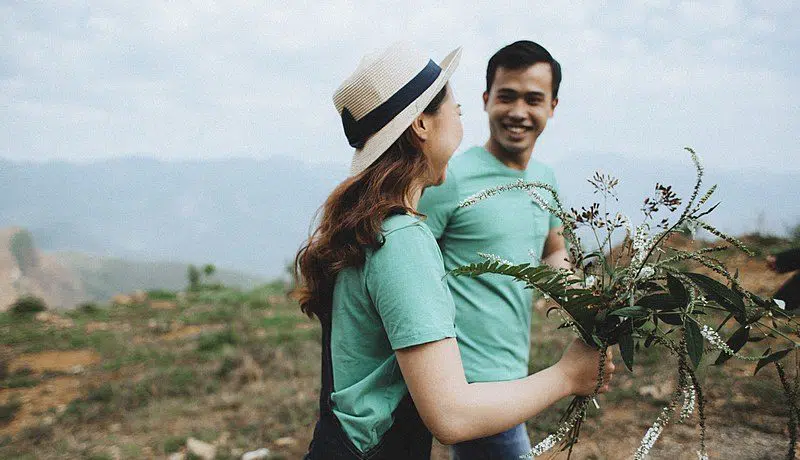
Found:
[2,1,798,172]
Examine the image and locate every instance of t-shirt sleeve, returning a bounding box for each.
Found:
[547,168,563,229]
[366,224,456,350]
[418,167,459,239]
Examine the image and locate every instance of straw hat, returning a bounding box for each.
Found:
[333,43,462,176]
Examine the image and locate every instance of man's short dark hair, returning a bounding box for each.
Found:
[486,40,562,99]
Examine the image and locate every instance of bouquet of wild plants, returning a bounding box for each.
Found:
[452,148,800,459]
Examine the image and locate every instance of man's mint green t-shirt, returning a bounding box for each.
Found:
[418,146,561,383]
[330,214,457,452]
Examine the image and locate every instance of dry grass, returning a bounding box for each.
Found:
[0,234,797,459]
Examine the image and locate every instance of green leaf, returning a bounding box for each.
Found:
[563,303,597,344]
[657,310,683,325]
[451,261,579,306]
[638,293,685,311]
[747,335,768,343]
[754,348,793,376]
[684,319,704,369]
[666,274,688,306]
[619,328,635,372]
[638,281,663,292]
[608,306,650,318]
[684,273,745,319]
[580,251,603,263]
[602,258,614,277]
[714,326,749,365]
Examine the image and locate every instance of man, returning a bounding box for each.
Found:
[418,40,569,459]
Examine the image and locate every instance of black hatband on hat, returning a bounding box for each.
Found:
[340,59,442,149]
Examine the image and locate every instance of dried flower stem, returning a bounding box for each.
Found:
[776,362,798,460]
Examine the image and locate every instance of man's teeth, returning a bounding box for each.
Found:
[506,126,526,134]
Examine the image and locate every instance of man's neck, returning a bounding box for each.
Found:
[484,139,533,171]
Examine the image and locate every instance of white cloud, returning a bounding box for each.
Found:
[0,1,797,172]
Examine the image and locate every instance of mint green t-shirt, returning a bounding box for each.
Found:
[418,146,561,383]
[330,214,457,452]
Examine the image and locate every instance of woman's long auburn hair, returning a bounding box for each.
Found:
[292,86,449,318]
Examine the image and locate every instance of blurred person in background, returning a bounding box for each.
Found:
[767,248,800,311]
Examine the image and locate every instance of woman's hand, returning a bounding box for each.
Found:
[554,339,615,397]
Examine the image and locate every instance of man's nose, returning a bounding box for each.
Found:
[507,100,526,120]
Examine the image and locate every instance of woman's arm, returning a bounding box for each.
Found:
[395,337,613,445]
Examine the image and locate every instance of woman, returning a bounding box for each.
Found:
[294,43,614,459]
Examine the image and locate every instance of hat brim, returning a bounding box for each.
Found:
[349,47,462,177]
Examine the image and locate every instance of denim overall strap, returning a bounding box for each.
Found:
[318,309,335,415]
[303,308,433,459]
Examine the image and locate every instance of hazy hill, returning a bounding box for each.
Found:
[52,251,266,303]
[0,156,348,278]
[0,227,85,310]
[551,152,800,237]
[1,153,796,278]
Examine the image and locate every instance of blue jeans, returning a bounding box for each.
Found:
[450,423,532,459]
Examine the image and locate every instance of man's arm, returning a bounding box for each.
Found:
[541,226,570,270]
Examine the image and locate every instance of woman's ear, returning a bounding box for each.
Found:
[410,114,429,142]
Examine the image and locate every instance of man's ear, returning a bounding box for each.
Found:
[482,91,489,111]
[410,114,429,141]
[549,97,559,118]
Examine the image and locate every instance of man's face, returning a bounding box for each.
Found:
[483,63,558,157]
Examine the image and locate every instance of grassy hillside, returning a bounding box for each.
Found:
[53,252,268,302]
[0,233,798,459]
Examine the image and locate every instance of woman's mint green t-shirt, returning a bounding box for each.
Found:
[330,214,457,452]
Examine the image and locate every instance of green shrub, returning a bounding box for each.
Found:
[248,297,271,310]
[19,423,53,444]
[10,296,47,315]
[216,355,239,379]
[182,305,237,325]
[86,383,114,403]
[86,454,113,460]
[162,436,185,454]
[187,264,200,291]
[166,368,197,396]
[0,352,7,380]
[791,223,800,244]
[147,289,177,301]
[77,302,100,314]
[1,372,39,389]
[125,381,153,410]
[197,328,238,352]
[0,397,21,425]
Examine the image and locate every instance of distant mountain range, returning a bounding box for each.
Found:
[0,226,267,309]
[1,153,797,278]
[52,251,266,303]
[550,152,799,239]
[1,156,348,278]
